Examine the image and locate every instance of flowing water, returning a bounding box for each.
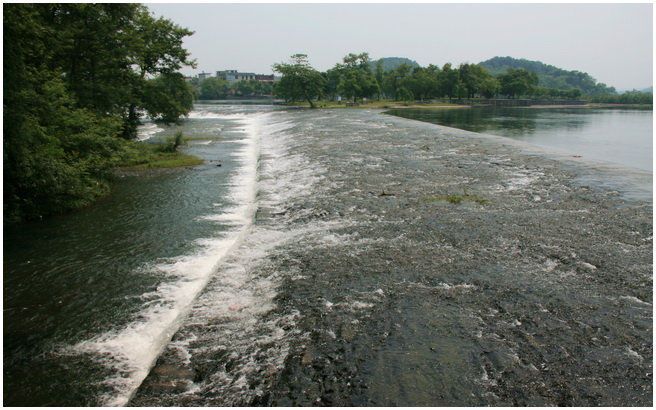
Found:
[4,105,653,406]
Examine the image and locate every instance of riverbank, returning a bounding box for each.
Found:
[129,108,652,406]
[525,103,653,110]
[282,100,652,111]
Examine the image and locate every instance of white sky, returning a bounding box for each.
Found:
[148,2,653,90]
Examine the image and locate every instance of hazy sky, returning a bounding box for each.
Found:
[148,3,652,90]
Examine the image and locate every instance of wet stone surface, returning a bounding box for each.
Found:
[130,109,652,406]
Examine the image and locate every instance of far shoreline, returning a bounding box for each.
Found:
[273,99,652,111]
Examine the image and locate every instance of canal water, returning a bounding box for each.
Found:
[386,107,653,172]
[4,105,653,406]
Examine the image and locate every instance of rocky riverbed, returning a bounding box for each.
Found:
[130,109,652,406]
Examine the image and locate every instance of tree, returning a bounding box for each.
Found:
[479,76,501,98]
[143,72,194,123]
[566,88,582,99]
[438,63,460,100]
[323,67,343,101]
[336,53,379,102]
[374,60,385,99]
[4,4,197,220]
[39,4,196,138]
[122,7,196,138]
[406,66,438,101]
[382,63,412,100]
[499,68,539,98]
[457,64,497,98]
[273,54,325,107]
[199,77,230,99]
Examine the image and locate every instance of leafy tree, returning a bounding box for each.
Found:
[396,87,414,102]
[46,4,140,116]
[4,4,196,220]
[438,63,460,100]
[499,68,539,98]
[123,7,196,138]
[250,80,273,96]
[457,64,497,98]
[406,66,438,101]
[143,72,194,123]
[273,54,325,107]
[336,53,379,102]
[323,66,344,101]
[382,63,413,100]
[199,77,230,99]
[374,60,385,99]
[479,76,501,98]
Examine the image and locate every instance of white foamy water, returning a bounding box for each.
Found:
[187,110,248,120]
[136,122,164,141]
[71,112,267,406]
[125,113,368,405]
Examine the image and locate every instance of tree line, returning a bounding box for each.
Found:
[273,52,651,104]
[4,4,196,221]
[588,90,653,105]
[192,77,274,100]
[479,56,617,96]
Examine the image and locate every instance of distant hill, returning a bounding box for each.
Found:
[369,57,420,72]
[479,56,616,95]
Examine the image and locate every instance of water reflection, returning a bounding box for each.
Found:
[387,107,653,171]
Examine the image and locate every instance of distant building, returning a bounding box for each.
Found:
[217,70,275,83]
[216,70,238,82]
[197,72,213,81]
[255,74,275,83]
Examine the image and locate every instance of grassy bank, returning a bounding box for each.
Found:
[116,137,203,172]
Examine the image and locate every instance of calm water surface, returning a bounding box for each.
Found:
[386,107,653,171]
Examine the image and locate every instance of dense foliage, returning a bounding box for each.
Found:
[588,90,653,105]
[368,57,420,72]
[275,53,507,103]
[193,77,273,100]
[274,53,651,106]
[498,68,539,98]
[479,56,616,95]
[329,53,380,102]
[4,4,195,221]
[273,54,325,107]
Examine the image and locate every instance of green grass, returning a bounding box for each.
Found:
[123,151,203,170]
[117,137,203,171]
[424,194,489,205]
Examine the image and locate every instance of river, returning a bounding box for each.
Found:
[386,107,653,172]
[4,105,653,406]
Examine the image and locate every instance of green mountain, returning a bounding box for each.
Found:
[370,57,420,72]
[479,56,616,95]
